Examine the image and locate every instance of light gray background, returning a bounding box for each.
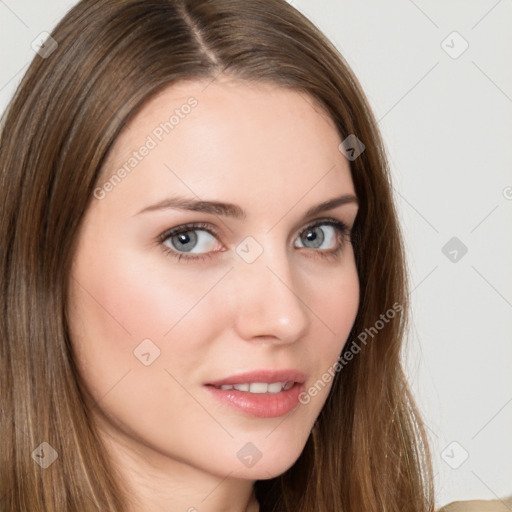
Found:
[1,0,511,508]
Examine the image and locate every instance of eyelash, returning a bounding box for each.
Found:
[156,218,351,263]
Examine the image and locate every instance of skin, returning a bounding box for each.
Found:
[67,76,360,512]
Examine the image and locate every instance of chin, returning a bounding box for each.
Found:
[222,434,309,481]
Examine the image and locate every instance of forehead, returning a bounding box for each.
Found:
[98,77,355,214]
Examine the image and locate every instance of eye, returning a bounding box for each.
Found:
[158,222,222,261]
[294,221,345,251]
[157,219,350,263]
[166,229,216,253]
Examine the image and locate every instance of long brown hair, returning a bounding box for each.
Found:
[0,0,434,510]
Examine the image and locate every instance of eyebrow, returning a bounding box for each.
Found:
[135,194,358,219]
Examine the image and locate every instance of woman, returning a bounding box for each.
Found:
[0,0,494,510]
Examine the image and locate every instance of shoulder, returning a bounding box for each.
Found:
[437,496,512,512]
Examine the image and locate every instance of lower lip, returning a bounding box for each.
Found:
[204,383,304,418]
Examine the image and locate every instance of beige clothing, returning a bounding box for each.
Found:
[438,496,512,512]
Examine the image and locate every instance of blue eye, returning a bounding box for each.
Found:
[158,222,222,262]
[294,224,339,250]
[164,228,217,253]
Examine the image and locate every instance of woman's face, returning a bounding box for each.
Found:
[67,77,359,482]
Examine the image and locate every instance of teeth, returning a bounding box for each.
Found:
[265,382,283,393]
[216,381,294,393]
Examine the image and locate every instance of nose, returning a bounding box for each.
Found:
[231,243,310,345]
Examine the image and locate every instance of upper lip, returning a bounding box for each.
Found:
[206,369,307,387]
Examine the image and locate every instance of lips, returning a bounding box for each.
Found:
[205,369,307,388]
[214,382,294,393]
[203,369,307,418]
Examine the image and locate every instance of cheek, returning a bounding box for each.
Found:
[321,266,359,335]
[72,238,228,335]
[310,255,360,347]
[67,239,231,397]
[299,255,359,404]
[67,243,234,455]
